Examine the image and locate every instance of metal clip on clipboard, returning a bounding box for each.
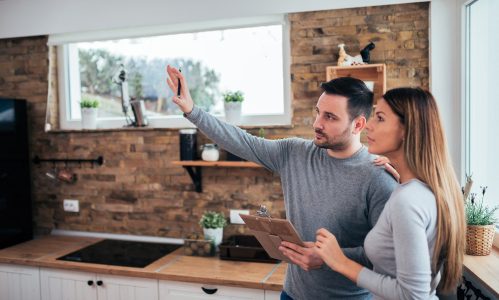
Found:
[240,204,304,262]
[256,205,271,218]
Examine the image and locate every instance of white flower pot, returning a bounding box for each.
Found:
[203,227,223,248]
[224,102,242,124]
[81,108,98,129]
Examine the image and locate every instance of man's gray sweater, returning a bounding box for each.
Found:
[186,106,397,299]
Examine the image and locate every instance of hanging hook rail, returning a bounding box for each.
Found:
[33,155,104,166]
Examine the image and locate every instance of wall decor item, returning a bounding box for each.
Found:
[337,42,376,66]
[360,42,376,63]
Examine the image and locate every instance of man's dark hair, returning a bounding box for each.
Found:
[320,77,374,120]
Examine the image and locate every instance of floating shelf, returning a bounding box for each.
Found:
[171,161,262,168]
[171,160,263,192]
[326,64,386,105]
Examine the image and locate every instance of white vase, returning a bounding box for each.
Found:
[81,108,98,129]
[203,227,223,248]
[224,102,242,124]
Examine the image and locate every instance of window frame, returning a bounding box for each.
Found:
[53,15,291,130]
[463,0,499,230]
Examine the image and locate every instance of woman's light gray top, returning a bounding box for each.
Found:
[357,179,439,300]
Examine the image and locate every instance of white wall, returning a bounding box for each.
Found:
[0,0,464,179]
[0,0,426,39]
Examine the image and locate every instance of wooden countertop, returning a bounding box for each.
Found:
[463,246,499,298]
[0,235,284,291]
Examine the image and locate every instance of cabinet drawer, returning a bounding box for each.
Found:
[159,280,264,300]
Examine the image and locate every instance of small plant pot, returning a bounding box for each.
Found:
[465,224,495,256]
[224,102,242,124]
[81,108,98,129]
[203,227,223,248]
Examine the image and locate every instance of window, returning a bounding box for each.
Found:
[53,16,290,129]
[464,0,499,224]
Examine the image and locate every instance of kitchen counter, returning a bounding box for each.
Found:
[0,235,285,291]
[463,246,499,298]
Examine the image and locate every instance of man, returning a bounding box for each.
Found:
[166,65,397,299]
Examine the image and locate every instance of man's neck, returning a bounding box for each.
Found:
[326,140,363,159]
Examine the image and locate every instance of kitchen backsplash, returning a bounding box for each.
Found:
[0,2,429,239]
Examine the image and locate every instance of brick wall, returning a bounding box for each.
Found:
[0,2,429,239]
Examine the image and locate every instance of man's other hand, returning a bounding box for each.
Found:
[279,241,323,271]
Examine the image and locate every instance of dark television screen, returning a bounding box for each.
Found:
[0,100,15,132]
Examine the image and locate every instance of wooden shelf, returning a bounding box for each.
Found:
[171,160,264,192]
[326,64,386,104]
[171,161,262,168]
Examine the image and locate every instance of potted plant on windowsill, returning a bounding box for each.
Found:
[223,90,244,124]
[199,211,227,248]
[463,175,498,256]
[80,99,99,129]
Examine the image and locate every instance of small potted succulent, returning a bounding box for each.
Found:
[80,98,99,129]
[199,211,227,248]
[463,174,498,256]
[223,90,244,124]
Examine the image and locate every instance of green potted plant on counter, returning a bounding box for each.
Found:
[463,174,498,256]
[223,90,244,124]
[199,211,227,248]
[80,98,99,129]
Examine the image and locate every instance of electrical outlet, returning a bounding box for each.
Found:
[230,209,249,224]
[63,199,79,212]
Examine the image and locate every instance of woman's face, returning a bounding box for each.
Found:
[365,98,405,157]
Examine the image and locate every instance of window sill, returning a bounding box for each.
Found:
[45,124,294,134]
[462,231,499,298]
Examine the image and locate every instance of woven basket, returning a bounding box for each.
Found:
[465,225,495,256]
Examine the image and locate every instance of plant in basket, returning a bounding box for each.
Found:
[463,174,498,256]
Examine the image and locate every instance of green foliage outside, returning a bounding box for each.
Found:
[199,211,227,229]
[463,175,499,225]
[78,48,221,115]
[223,90,244,103]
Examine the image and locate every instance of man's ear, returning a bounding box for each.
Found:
[352,115,366,134]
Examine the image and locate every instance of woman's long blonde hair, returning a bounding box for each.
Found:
[383,88,466,292]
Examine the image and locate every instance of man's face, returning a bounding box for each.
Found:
[312,93,354,151]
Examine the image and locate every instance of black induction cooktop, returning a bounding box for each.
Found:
[57,239,182,268]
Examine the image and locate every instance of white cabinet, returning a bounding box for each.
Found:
[159,280,265,300]
[0,263,41,300]
[264,290,281,300]
[40,268,157,300]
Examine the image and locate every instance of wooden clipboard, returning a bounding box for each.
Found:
[239,214,305,263]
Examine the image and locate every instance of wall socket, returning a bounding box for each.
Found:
[63,199,79,212]
[230,209,249,224]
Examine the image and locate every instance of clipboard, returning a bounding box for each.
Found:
[239,214,305,263]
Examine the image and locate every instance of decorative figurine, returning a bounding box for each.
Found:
[360,42,376,63]
[337,44,364,66]
[337,42,376,66]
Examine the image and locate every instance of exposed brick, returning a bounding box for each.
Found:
[0,2,429,239]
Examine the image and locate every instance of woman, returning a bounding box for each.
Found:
[315,88,466,299]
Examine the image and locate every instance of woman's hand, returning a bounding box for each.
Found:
[315,228,348,272]
[315,228,363,282]
[166,65,194,114]
[373,156,400,182]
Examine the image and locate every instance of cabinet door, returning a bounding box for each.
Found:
[40,268,97,300]
[159,280,264,300]
[264,290,281,300]
[96,274,158,300]
[0,263,40,300]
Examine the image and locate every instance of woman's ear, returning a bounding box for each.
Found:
[352,115,366,134]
